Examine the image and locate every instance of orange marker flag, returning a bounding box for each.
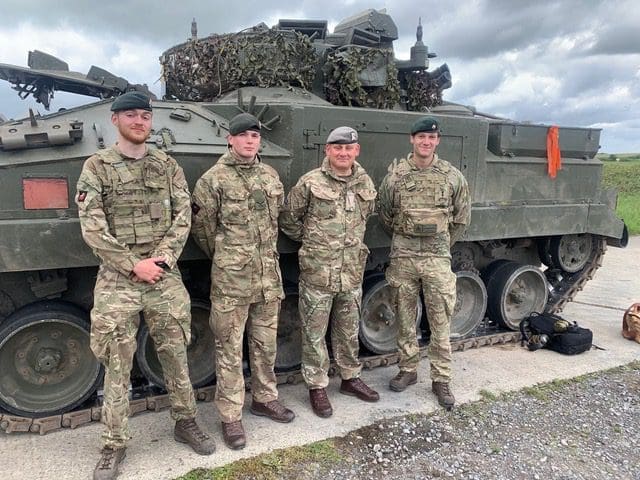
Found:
[547,125,561,178]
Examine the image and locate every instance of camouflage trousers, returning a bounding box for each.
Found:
[90,266,196,449]
[298,280,362,389]
[385,256,456,382]
[210,297,279,423]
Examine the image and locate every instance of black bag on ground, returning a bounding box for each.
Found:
[520,312,593,355]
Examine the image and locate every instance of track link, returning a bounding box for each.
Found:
[0,330,522,435]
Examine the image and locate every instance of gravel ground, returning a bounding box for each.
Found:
[261,362,640,480]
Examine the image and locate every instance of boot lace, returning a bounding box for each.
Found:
[180,418,209,441]
[224,420,244,436]
[434,382,452,397]
[265,400,288,414]
[313,389,329,402]
[97,449,119,470]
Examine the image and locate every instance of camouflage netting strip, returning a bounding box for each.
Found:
[323,47,400,109]
[402,70,444,111]
[160,28,317,101]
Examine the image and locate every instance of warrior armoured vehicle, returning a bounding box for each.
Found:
[0,9,627,432]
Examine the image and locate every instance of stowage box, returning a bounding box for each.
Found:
[488,122,601,159]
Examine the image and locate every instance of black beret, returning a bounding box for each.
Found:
[110,91,152,112]
[326,126,358,144]
[229,113,261,135]
[411,116,440,135]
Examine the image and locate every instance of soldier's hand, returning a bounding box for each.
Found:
[132,257,166,284]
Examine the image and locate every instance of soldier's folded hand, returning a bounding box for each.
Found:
[133,257,167,284]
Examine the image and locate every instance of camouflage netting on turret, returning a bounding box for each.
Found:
[323,47,400,109]
[402,70,444,111]
[160,28,317,101]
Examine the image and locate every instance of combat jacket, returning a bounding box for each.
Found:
[191,150,284,305]
[377,153,470,258]
[279,158,377,292]
[75,145,192,276]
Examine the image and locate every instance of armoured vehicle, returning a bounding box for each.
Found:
[0,9,627,432]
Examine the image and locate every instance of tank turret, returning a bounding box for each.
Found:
[160,8,450,110]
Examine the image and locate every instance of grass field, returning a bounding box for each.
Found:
[601,158,640,235]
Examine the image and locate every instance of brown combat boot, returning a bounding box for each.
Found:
[340,378,380,402]
[221,420,246,450]
[389,370,418,392]
[432,381,455,410]
[309,388,333,418]
[174,418,216,455]
[93,447,126,480]
[250,399,295,423]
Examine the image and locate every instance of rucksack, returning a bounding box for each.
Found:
[520,312,593,355]
[622,303,640,343]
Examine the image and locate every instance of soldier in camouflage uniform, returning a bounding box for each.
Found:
[191,113,295,450]
[377,116,470,410]
[76,92,215,480]
[280,126,380,418]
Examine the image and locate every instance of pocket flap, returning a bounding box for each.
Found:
[213,244,253,270]
[267,184,284,197]
[357,189,377,201]
[404,208,448,234]
[224,188,249,201]
[310,183,339,201]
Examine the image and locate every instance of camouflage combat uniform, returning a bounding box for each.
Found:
[279,158,377,388]
[377,153,470,382]
[76,146,196,449]
[191,149,284,423]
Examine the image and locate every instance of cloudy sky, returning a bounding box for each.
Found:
[1,0,638,153]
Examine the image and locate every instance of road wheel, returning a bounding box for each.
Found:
[0,301,103,417]
[136,300,215,389]
[549,234,594,273]
[359,277,422,354]
[485,261,549,330]
[451,270,487,339]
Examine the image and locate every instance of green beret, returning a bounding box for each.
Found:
[326,126,358,144]
[411,116,440,135]
[110,91,152,112]
[229,113,261,135]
